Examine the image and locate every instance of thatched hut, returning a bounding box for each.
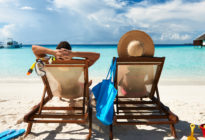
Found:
[193,34,205,47]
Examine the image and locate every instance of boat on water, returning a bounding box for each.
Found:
[0,42,4,48]
[3,38,22,48]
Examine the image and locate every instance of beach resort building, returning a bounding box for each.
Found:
[193,34,205,47]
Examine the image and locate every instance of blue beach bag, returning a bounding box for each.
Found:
[92,58,117,125]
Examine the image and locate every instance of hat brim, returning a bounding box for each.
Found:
[117,30,154,57]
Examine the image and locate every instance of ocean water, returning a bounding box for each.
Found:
[0,44,205,81]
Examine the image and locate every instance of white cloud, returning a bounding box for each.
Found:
[46,7,54,11]
[0,0,14,4]
[0,0,205,43]
[125,0,205,29]
[50,0,205,43]
[104,0,127,9]
[53,0,101,14]
[20,6,34,10]
[0,24,16,39]
[160,33,191,41]
[0,1,48,43]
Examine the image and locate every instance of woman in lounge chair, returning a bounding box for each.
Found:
[117,30,155,98]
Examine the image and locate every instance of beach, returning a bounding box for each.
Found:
[1,0,205,138]
[0,78,205,140]
[0,45,205,139]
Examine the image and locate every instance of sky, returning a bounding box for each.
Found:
[0,0,204,44]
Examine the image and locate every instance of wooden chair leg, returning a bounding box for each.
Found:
[24,123,33,138]
[87,108,92,140]
[109,124,113,140]
[38,86,47,114]
[170,124,177,138]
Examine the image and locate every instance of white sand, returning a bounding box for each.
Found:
[0,79,205,140]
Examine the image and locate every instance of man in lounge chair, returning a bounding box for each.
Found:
[24,42,97,138]
[32,41,100,67]
[32,41,99,101]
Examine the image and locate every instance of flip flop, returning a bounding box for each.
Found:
[1,129,25,140]
[0,129,15,139]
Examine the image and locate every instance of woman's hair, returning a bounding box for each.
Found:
[56,41,72,50]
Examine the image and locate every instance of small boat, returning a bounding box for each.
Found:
[3,38,22,48]
[0,42,4,48]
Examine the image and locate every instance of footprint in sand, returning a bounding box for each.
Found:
[16,118,23,124]
[1,120,7,124]
[199,112,205,116]
[0,99,7,102]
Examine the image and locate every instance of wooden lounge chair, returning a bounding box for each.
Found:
[24,59,92,140]
[109,57,178,139]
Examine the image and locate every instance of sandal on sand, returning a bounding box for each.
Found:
[0,129,25,140]
[0,129,15,139]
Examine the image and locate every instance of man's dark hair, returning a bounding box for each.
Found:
[56,41,71,50]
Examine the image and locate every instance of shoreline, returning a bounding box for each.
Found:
[1,77,205,85]
[23,44,194,46]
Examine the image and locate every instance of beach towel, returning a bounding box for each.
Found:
[92,58,117,125]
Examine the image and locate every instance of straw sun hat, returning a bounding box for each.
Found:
[117,30,155,57]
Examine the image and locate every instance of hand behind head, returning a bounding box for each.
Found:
[56,49,72,60]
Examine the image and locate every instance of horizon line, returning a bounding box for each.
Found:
[23,43,193,45]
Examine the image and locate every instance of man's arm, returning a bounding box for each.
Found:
[32,45,100,66]
[32,45,70,59]
[69,51,100,67]
[32,45,55,58]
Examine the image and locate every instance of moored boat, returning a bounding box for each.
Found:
[3,38,22,48]
[0,42,4,48]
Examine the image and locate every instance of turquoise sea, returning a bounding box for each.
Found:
[0,44,205,81]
